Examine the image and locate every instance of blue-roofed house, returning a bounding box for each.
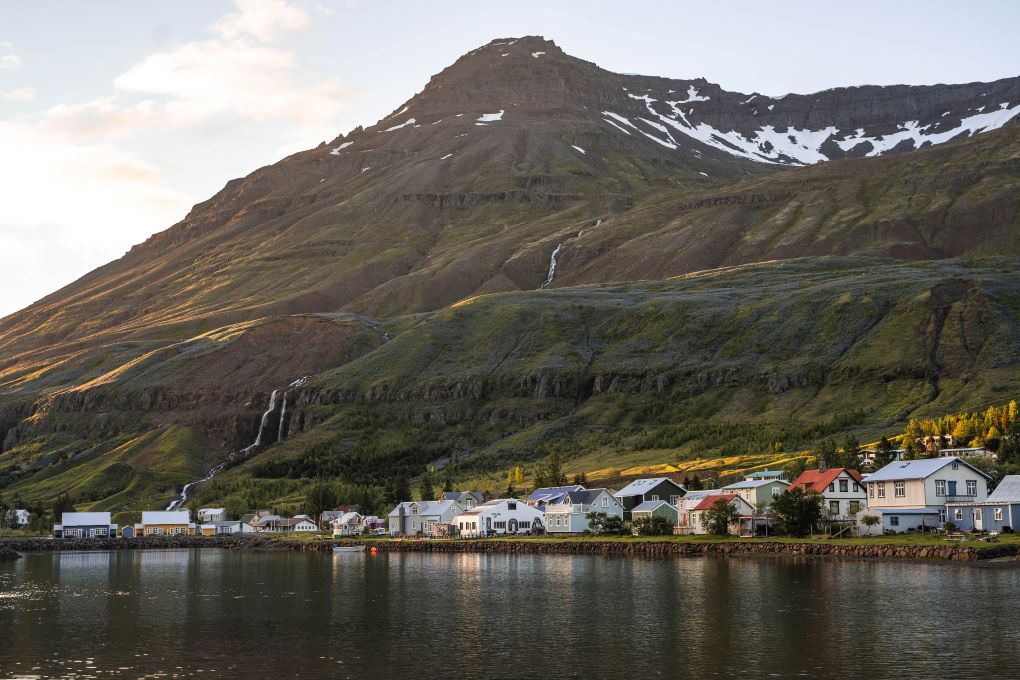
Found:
[944,475,1020,533]
[545,489,623,533]
[526,485,585,510]
[614,478,686,521]
[860,457,991,533]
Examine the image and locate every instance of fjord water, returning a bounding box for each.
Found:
[2,551,1018,679]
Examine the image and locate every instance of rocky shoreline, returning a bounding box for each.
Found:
[3,535,1019,563]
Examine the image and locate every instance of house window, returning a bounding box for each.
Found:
[507,502,517,510]
[935,480,947,496]
[849,501,861,514]
[890,516,900,527]
[952,461,959,470]
[829,501,840,515]
[602,497,609,508]
[65,528,81,538]
[894,482,905,498]
[90,528,108,538]
[411,507,418,515]
[939,510,946,523]
[670,495,681,506]
[966,480,977,497]
[839,479,848,493]
[771,487,781,497]
[995,508,1004,522]
[954,509,963,521]
[869,484,875,498]
[877,483,886,499]
[649,495,660,502]
[828,483,835,492]
[853,483,861,492]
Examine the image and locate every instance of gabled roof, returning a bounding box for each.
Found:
[443,491,484,502]
[337,512,363,523]
[790,468,864,494]
[632,500,676,514]
[987,475,1020,504]
[693,494,741,511]
[722,478,786,490]
[615,477,685,498]
[387,500,460,517]
[198,507,225,514]
[61,512,112,526]
[141,511,191,524]
[527,485,584,502]
[865,457,992,483]
[564,488,611,505]
[679,490,714,503]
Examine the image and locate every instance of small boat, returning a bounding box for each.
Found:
[333,545,366,553]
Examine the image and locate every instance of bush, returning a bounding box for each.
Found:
[771,487,823,537]
[943,521,958,532]
[704,500,740,535]
[632,515,673,536]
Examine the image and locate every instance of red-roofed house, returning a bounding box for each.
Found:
[686,494,755,535]
[789,468,867,519]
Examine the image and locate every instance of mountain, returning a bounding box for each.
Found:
[1,37,1019,511]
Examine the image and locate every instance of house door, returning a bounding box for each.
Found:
[485,517,492,534]
[948,481,957,497]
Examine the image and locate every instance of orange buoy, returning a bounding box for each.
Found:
[370,546,378,555]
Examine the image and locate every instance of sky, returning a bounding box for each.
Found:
[2,0,1019,318]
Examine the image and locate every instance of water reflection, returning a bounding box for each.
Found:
[1,551,1018,679]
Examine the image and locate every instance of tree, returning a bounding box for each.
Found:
[815,439,838,469]
[999,416,1020,465]
[859,514,881,536]
[839,435,861,469]
[783,458,807,481]
[572,471,588,486]
[771,487,823,537]
[632,515,673,536]
[52,493,75,520]
[873,437,897,468]
[535,451,566,488]
[418,467,435,502]
[305,481,337,520]
[704,499,740,536]
[442,470,454,493]
[387,472,411,505]
[683,474,704,491]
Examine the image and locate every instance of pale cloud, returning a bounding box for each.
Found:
[0,87,35,101]
[211,0,310,42]
[0,53,21,70]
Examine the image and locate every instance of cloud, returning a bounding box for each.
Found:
[212,0,310,42]
[0,87,35,101]
[0,53,21,69]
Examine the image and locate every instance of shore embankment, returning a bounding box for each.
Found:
[3,535,1019,563]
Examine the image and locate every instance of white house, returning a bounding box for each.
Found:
[677,490,715,530]
[789,468,867,519]
[212,521,256,535]
[686,494,755,535]
[861,457,991,533]
[545,488,623,533]
[53,512,118,539]
[388,500,462,536]
[454,499,546,538]
[197,508,227,523]
[332,512,365,537]
[257,515,319,532]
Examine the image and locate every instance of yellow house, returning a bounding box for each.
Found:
[139,511,196,536]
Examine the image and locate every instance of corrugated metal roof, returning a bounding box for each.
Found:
[615,478,684,497]
[722,479,784,490]
[142,511,191,524]
[61,512,112,526]
[632,500,675,513]
[387,500,459,517]
[987,475,1020,504]
[865,457,991,482]
[526,485,584,502]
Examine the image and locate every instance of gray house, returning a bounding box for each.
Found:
[614,478,686,520]
[388,500,462,536]
[442,491,484,510]
[945,475,1020,532]
[53,512,118,539]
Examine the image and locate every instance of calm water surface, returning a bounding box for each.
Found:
[1,550,1018,679]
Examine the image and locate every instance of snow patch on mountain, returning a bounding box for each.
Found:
[385,118,416,132]
[478,110,504,122]
[329,141,353,155]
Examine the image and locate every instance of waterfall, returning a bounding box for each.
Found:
[166,378,309,510]
[541,243,563,289]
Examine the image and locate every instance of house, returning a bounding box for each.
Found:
[545,489,623,533]
[745,469,788,482]
[630,500,680,528]
[526,485,585,509]
[677,490,716,530]
[139,511,195,536]
[945,475,1020,532]
[789,468,867,519]
[257,515,319,532]
[614,478,686,520]
[53,512,118,539]
[859,449,907,465]
[454,499,545,538]
[212,521,256,535]
[12,509,29,527]
[319,506,360,530]
[721,478,789,509]
[197,508,227,523]
[388,500,462,536]
[936,447,997,460]
[686,494,755,535]
[442,491,484,510]
[861,457,991,533]
[332,512,365,537]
